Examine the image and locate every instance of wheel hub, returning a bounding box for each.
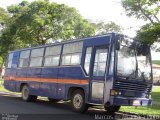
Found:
[73,94,83,109]
[22,87,29,100]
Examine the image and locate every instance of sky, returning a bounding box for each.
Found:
[0,0,160,60]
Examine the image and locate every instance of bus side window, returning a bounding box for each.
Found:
[62,42,83,65]
[44,45,61,66]
[84,47,92,75]
[19,50,30,67]
[7,53,13,68]
[30,48,44,67]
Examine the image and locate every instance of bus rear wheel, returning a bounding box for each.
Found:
[21,85,37,102]
[71,89,88,113]
[48,98,60,102]
[104,105,121,113]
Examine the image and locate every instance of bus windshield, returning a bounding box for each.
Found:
[117,45,152,81]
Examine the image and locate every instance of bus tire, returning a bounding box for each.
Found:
[21,85,37,102]
[48,98,60,102]
[71,89,88,113]
[104,105,120,113]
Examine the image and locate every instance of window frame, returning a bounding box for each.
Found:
[116,45,137,77]
[7,52,14,68]
[92,46,108,77]
[83,47,92,76]
[61,41,83,66]
[19,50,31,68]
[108,44,115,75]
[29,47,44,67]
[43,45,62,67]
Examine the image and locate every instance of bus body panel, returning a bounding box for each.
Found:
[83,35,111,47]
[4,33,152,107]
[4,66,89,99]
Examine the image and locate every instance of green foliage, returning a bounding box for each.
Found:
[92,21,122,35]
[0,7,9,61]
[136,23,160,45]
[0,0,95,60]
[121,0,160,24]
[6,0,95,45]
[122,0,160,46]
[0,57,3,68]
[0,7,8,26]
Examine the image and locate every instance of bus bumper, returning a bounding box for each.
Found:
[109,96,152,106]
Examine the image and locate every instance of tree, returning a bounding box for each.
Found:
[0,7,9,67]
[137,23,160,45]
[0,7,9,30]
[0,0,95,62]
[121,0,160,45]
[93,21,122,35]
[121,0,160,24]
[4,0,95,46]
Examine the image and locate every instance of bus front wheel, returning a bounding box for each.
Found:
[71,89,88,113]
[21,85,37,102]
[104,105,121,113]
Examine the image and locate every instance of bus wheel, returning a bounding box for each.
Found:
[48,98,60,102]
[21,85,37,102]
[71,89,88,113]
[104,105,120,113]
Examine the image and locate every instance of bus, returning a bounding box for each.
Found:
[4,33,153,113]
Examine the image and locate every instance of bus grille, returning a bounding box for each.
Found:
[114,80,152,93]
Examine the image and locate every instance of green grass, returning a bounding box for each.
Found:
[120,106,160,115]
[0,79,8,92]
[152,60,160,65]
[0,86,5,91]
[120,86,160,115]
[151,86,160,101]
[0,78,3,84]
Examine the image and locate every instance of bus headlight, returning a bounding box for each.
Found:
[110,89,122,96]
[110,89,118,96]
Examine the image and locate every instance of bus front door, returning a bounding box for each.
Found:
[89,45,108,103]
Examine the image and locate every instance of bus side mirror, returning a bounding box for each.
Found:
[116,42,120,50]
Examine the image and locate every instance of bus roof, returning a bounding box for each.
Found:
[9,33,116,53]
